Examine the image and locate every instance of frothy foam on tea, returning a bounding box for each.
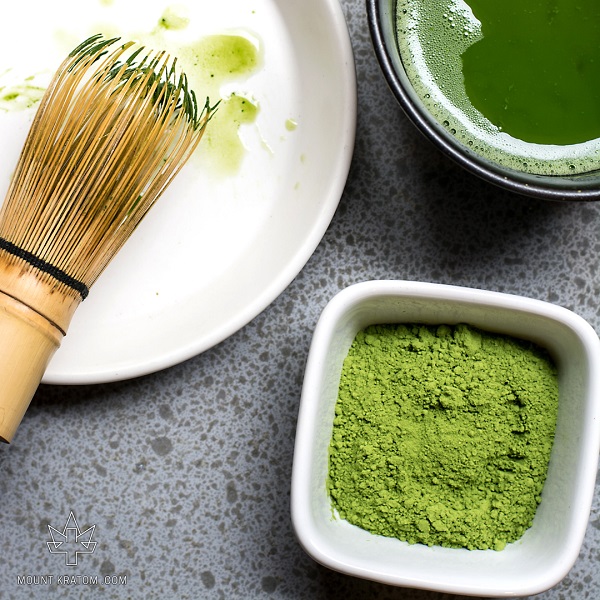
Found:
[396,0,600,176]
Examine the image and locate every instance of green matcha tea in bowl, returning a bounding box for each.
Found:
[291,281,600,596]
[367,0,600,199]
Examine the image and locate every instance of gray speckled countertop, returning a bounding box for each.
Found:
[1,0,599,598]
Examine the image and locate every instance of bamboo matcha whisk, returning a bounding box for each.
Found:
[0,35,213,443]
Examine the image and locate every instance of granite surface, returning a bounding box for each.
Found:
[1,0,600,598]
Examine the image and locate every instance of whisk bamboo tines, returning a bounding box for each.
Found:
[0,34,213,442]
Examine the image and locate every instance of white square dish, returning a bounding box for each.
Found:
[291,280,600,597]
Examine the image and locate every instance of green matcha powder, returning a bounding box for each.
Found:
[327,323,559,551]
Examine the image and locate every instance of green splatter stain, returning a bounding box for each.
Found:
[285,118,297,132]
[202,92,259,175]
[174,34,262,175]
[0,80,45,112]
[157,5,190,31]
[189,34,260,80]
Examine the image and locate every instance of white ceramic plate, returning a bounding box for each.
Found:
[0,0,356,383]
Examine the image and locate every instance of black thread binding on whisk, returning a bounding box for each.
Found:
[0,237,89,300]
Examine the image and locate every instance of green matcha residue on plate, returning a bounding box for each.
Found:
[202,92,259,175]
[175,33,262,175]
[135,17,263,175]
[2,8,263,175]
[0,75,45,112]
[158,5,190,31]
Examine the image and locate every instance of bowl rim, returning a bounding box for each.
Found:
[366,0,600,201]
[291,280,600,596]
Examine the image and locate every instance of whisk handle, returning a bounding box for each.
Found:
[0,292,64,443]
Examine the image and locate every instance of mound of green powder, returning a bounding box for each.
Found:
[327,323,559,551]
